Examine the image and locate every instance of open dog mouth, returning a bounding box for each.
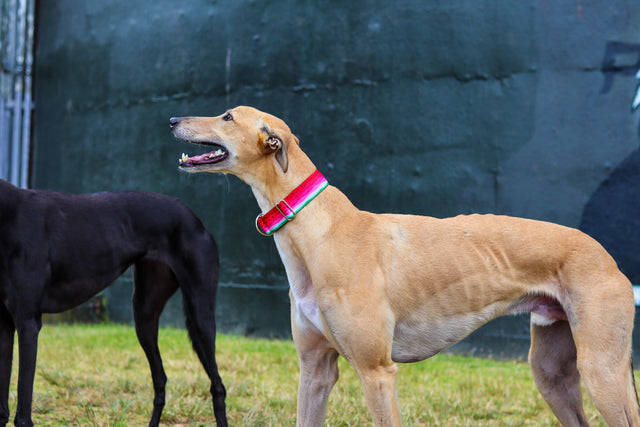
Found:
[178,143,228,167]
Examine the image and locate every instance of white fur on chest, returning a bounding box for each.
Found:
[293,293,324,334]
[274,236,325,334]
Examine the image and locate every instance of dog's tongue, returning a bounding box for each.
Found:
[180,149,226,165]
[187,153,213,163]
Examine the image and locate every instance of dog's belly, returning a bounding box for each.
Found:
[391,303,504,363]
[391,320,481,363]
[390,294,568,363]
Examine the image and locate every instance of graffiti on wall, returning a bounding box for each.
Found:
[600,41,640,113]
[579,41,640,285]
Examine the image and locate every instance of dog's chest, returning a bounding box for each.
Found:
[274,237,325,334]
[293,293,325,334]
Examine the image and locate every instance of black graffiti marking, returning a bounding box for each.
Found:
[600,41,640,96]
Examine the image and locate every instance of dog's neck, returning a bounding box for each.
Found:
[248,144,355,246]
[245,144,360,301]
[249,145,320,214]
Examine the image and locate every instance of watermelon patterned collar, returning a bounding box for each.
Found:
[255,170,329,236]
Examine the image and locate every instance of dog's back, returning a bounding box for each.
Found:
[0,178,227,426]
[0,181,214,313]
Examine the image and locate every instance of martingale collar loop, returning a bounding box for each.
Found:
[255,170,328,236]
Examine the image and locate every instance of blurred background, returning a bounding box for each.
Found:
[2,0,639,358]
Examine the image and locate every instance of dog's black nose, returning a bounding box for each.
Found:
[169,117,181,128]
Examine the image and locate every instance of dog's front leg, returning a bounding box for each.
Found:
[13,315,41,427]
[291,304,339,427]
[323,292,402,427]
[0,305,15,427]
[355,362,401,427]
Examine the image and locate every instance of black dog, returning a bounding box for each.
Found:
[0,179,227,427]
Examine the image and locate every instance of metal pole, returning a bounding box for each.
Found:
[0,99,8,182]
[10,0,25,186]
[19,0,33,188]
[1,0,18,183]
[0,0,8,180]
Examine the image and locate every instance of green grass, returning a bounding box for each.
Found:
[7,323,613,426]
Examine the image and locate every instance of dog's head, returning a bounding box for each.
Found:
[170,106,298,177]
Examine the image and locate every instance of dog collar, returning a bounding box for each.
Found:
[255,169,328,236]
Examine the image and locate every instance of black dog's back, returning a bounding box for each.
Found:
[1,181,214,312]
[0,179,227,426]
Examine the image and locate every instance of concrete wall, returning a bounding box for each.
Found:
[32,1,640,355]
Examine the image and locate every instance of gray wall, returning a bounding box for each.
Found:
[32,1,640,354]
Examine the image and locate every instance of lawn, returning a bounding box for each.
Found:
[7,323,611,426]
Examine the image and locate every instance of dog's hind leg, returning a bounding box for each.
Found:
[132,260,179,427]
[180,279,227,427]
[529,320,588,426]
[0,304,15,427]
[576,332,640,426]
[572,306,640,425]
[559,268,640,427]
[13,313,41,427]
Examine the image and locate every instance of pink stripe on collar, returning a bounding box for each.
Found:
[255,170,328,236]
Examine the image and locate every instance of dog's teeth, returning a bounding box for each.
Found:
[181,153,188,162]
[208,154,215,159]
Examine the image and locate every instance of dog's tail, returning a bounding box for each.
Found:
[181,283,228,427]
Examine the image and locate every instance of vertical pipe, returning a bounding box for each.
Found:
[1,0,18,183]
[0,0,8,180]
[0,100,8,182]
[19,0,33,188]
[9,0,25,186]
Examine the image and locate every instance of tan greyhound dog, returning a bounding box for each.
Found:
[170,106,640,427]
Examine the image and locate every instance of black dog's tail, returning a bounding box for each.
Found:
[180,261,227,426]
[173,208,227,425]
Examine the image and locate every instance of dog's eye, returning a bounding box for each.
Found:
[222,113,233,122]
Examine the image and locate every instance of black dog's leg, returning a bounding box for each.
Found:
[0,304,15,427]
[181,286,227,427]
[132,260,178,427]
[13,314,41,427]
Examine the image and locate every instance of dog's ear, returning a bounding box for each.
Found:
[259,124,297,173]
